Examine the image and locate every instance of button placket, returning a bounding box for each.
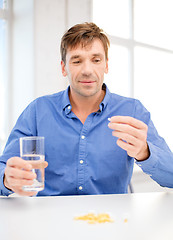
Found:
[77,115,93,194]
[78,131,86,193]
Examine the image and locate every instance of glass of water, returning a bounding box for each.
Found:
[20,136,45,192]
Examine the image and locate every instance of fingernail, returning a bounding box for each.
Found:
[108,118,111,121]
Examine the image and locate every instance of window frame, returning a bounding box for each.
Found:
[92,0,173,98]
[0,0,12,153]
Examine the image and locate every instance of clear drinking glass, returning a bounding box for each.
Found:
[20,136,45,192]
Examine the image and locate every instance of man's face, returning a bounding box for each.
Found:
[61,39,108,99]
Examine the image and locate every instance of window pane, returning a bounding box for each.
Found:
[0,19,7,153]
[134,0,173,50]
[93,0,130,38]
[104,44,130,97]
[134,46,173,150]
[0,0,5,9]
[0,0,3,8]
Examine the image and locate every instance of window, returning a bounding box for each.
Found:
[0,0,10,153]
[92,0,173,150]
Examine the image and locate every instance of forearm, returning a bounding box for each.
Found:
[136,142,173,188]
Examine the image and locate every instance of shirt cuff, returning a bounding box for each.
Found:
[0,168,13,196]
[135,141,158,175]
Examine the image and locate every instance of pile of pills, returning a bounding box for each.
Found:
[74,213,114,224]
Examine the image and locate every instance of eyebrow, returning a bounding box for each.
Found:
[70,55,80,60]
[92,53,104,58]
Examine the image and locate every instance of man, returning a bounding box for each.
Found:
[0,22,173,197]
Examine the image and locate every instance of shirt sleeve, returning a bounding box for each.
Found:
[134,100,173,188]
[0,167,13,196]
[0,101,37,196]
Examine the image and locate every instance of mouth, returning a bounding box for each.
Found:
[79,80,96,84]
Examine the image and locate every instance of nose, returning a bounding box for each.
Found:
[81,60,93,76]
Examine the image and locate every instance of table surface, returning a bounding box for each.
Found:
[0,192,173,240]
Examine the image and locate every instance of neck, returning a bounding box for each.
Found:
[69,89,105,124]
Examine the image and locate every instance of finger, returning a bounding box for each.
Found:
[44,161,48,168]
[108,122,143,139]
[109,116,147,130]
[14,188,38,197]
[117,138,148,159]
[116,138,135,156]
[4,174,38,196]
[7,157,32,171]
[31,160,48,169]
[112,130,138,146]
[6,167,36,180]
[7,177,34,188]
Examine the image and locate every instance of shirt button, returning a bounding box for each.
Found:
[80,160,84,164]
[79,186,83,190]
[68,106,71,110]
[81,135,85,139]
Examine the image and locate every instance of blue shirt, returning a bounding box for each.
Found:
[0,85,173,196]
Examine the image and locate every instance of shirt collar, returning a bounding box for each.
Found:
[62,83,111,114]
[62,86,71,115]
[98,83,111,112]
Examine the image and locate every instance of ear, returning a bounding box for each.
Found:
[61,61,67,77]
[104,59,108,74]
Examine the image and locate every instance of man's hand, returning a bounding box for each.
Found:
[4,157,48,196]
[108,116,150,161]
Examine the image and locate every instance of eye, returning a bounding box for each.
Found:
[93,58,101,63]
[72,60,81,64]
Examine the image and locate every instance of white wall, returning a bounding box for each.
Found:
[34,0,66,98]
[12,0,34,127]
[11,0,92,127]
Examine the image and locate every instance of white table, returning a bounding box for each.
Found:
[0,192,173,240]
